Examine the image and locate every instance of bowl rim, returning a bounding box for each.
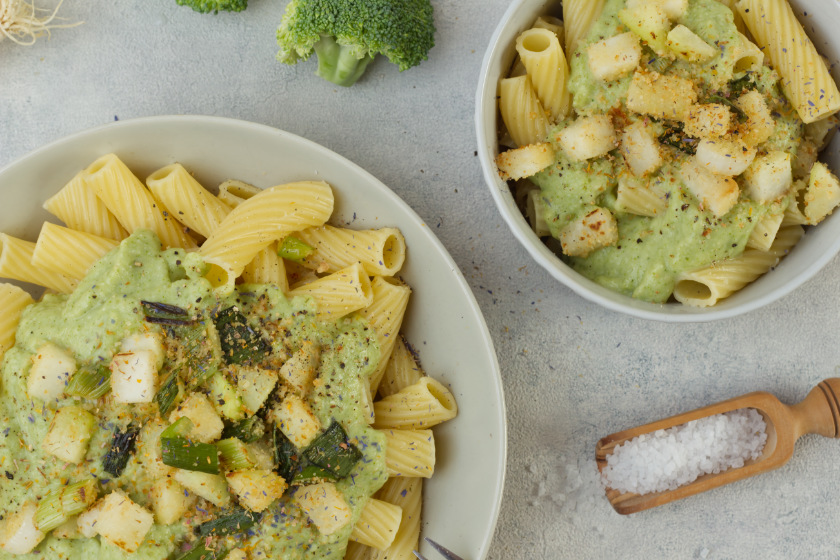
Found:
[474,0,840,323]
[0,114,508,558]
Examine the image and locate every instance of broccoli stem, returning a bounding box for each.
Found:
[313,36,374,87]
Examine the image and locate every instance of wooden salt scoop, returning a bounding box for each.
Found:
[595,378,840,514]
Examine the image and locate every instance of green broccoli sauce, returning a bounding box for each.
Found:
[531,148,615,238]
[0,230,385,560]
[538,0,805,303]
[572,165,785,303]
[568,0,740,113]
[567,0,631,115]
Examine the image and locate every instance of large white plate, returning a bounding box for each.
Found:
[0,115,507,559]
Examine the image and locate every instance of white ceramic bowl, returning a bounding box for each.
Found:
[476,0,840,322]
[0,116,506,559]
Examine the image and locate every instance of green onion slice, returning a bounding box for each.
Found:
[214,307,269,365]
[35,479,98,532]
[160,436,220,474]
[277,236,314,263]
[302,420,362,479]
[222,416,265,444]
[215,438,257,472]
[65,365,111,398]
[102,426,139,478]
[161,417,194,439]
[195,507,262,537]
[155,369,181,416]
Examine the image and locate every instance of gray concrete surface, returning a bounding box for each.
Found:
[2,1,840,558]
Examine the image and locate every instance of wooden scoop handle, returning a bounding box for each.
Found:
[790,378,840,440]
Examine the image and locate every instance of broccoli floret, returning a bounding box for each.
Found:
[176,0,247,14]
[276,0,436,87]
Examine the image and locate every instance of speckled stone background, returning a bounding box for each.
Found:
[3,1,840,559]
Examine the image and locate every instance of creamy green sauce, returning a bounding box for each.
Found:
[568,0,740,113]
[0,230,385,559]
[538,0,805,303]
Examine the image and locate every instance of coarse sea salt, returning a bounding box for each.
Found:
[601,408,768,495]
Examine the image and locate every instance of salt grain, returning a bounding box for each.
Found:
[601,408,767,495]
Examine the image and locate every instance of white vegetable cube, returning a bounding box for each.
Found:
[735,90,775,146]
[76,500,105,538]
[226,469,287,512]
[558,207,619,257]
[555,115,616,162]
[269,394,322,448]
[618,4,670,54]
[246,441,277,471]
[94,491,154,553]
[587,32,642,82]
[172,470,231,507]
[680,159,740,217]
[119,331,165,370]
[27,343,76,402]
[150,478,197,525]
[620,121,662,176]
[684,104,731,139]
[660,0,687,19]
[52,517,81,539]
[169,392,224,443]
[110,350,159,403]
[293,483,352,536]
[804,162,840,224]
[694,138,756,176]
[626,70,697,121]
[742,151,793,203]
[667,24,716,62]
[226,550,247,560]
[207,373,245,421]
[279,342,321,396]
[0,502,46,555]
[42,405,96,464]
[495,143,555,181]
[233,365,278,416]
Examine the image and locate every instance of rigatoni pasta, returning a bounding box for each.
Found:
[499,75,551,147]
[563,0,605,57]
[146,163,231,238]
[367,477,423,560]
[217,178,261,207]
[0,234,77,293]
[81,153,196,249]
[42,172,129,241]
[515,27,570,121]
[737,0,840,123]
[673,226,804,307]
[377,337,424,399]
[295,225,407,277]
[373,377,458,430]
[31,223,119,281]
[348,498,403,550]
[384,429,436,478]
[360,277,412,394]
[199,180,334,289]
[0,283,33,356]
[240,242,289,292]
[288,262,374,320]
